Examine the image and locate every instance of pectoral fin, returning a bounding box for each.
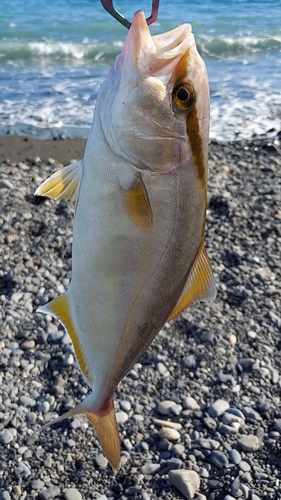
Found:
[35,160,83,201]
[121,173,153,233]
[37,293,91,382]
[167,244,216,321]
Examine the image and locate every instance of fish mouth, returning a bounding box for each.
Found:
[120,10,195,76]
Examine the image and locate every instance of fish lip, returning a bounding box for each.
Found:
[119,10,195,76]
[152,24,193,58]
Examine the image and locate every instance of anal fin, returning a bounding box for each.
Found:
[167,244,216,322]
[35,160,83,201]
[37,293,91,381]
[121,173,153,233]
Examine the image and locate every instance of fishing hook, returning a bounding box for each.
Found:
[100,0,160,29]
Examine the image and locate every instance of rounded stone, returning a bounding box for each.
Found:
[140,463,161,475]
[37,401,50,414]
[19,395,36,407]
[170,404,183,416]
[208,399,230,418]
[182,396,200,410]
[0,492,11,500]
[209,450,229,469]
[120,400,131,412]
[26,412,37,424]
[242,406,262,421]
[0,430,14,444]
[31,480,45,490]
[95,454,108,468]
[239,460,251,472]
[172,443,185,457]
[229,334,237,345]
[64,488,83,500]
[274,419,281,433]
[182,355,197,369]
[169,469,200,499]
[228,449,242,465]
[159,427,180,441]
[141,493,151,500]
[39,485,61,500]
[157,400,177,415]
[21,340,35,349]
[115,411,129,424]
[237,435,261,452]
[157,362,169,375]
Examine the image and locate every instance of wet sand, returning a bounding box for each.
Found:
[0,136,87,165]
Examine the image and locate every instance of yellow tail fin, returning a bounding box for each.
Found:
[86,399,120,471]
[39,396,120,470]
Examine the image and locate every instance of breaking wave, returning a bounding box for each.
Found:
[0,40,124,66]
[0,34,280,67]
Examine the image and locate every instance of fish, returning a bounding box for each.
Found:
[35,10,216,470]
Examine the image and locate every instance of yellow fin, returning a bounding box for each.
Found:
[38,396,120,471]
[86,399,121,471]
[167,244,216,321]
[37,294,91,382]
[35,160,83,201]
[121,173,153,232]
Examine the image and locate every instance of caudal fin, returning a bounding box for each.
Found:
[39,396,121,470]
[86,399,120,471]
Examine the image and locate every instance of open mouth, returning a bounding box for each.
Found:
[119,10,195,76]
[153,24,193,59]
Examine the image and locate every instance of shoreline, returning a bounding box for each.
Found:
[0,136,87,165]
[0,133,280,165]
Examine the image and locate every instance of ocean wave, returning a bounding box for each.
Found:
[0,40,124,66]
[0,34,280,67]
[199,34,281,59]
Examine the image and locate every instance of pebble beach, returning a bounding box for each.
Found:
[0,134,280,500]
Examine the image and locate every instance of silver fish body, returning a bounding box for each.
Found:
[36,11,216,469]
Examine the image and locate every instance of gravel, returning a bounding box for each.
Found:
[0,136,281,499]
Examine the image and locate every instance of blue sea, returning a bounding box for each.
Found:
[1,0,281,141]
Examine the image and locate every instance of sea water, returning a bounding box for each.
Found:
[0,0,281,141]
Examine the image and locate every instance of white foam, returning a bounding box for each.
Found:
[29,42,85,59]
[0,51,280,143]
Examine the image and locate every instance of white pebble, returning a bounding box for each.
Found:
[64,488,82,500]
[157,400,177,415]
[153,418,182,430]
[208,399,230,417]
[116,411,129,424]
[182,396,200,410]
[229,334,237,345]
[159,427,180,441]
[169,469,200,499]
[247,330,257,339]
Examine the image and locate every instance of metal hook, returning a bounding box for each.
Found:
[100,0,160,29]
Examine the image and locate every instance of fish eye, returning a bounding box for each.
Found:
[173,83,195,110]
[177,88,189,101]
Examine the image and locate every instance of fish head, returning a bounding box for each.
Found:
[99,10,209,176]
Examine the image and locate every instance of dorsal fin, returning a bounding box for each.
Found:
[167,244,216,322]
[35,160,83,201]
[120,173,153,233]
